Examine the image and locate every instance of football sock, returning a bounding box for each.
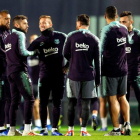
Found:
[119,124,124,129]
[68,126,74,131]
[35,119,41,127]
[52,128,57,132]
[81,127,87,131]
[7,124,10,128]
[42,127,48,131]
[47,119,51,125]
[24,124,31,132]
[92,113,97,117]
[101,117,107,128]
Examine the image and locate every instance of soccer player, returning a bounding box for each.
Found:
[28,15,67,136]
[0,10,11,136]
[19,34,40,131]
[101,6,131,136]
[119,11,140,135]
[64,14,100,136]
[5,15,39,136]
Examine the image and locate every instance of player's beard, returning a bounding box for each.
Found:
[20,27,28,34]
[128,25,132,31]
[0,25,10,31]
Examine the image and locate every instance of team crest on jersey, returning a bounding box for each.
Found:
[125,47,131,53]
[54,39,60,44]
[43,47,58,57]
[40,42,44,46]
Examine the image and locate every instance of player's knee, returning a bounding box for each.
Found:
[108,99,113,104]
[81,99,90,110]
[118,94,127,103]
[108,96,118,104]
[68,98,77,110]
[68,103,76,111]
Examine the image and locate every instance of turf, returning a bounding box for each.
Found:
[0,125,140,140]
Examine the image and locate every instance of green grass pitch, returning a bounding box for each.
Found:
[0,125,140,140]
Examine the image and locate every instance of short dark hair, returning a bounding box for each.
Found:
[13,15,28,26]
[119,11,133,20]
[0,10,9,15]
[0,10,10,18]
[77,14,90,26]
[105,6,117,19]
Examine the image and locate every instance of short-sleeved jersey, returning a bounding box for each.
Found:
[64,29,100,83]
[101,21,128,77]
[126,28,140,79]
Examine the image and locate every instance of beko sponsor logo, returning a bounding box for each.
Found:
[75,42,89,51]
[116,37,126,46]
[5,43,12,52]
[43,47,58,57]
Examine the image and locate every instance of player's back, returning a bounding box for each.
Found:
[101,21,128,77]
[65,29,100,81]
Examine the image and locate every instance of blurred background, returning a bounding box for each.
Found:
[0,0,140,126]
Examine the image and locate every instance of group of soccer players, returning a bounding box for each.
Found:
[0,5,140,137]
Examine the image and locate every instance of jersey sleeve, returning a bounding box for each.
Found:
[27,39,38,51]
[100,26,109,76]
[63,35,71,61]
[17,32,34,56]
[93,39,101,85]
[100,27,109,54]
[62,34,69,67]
